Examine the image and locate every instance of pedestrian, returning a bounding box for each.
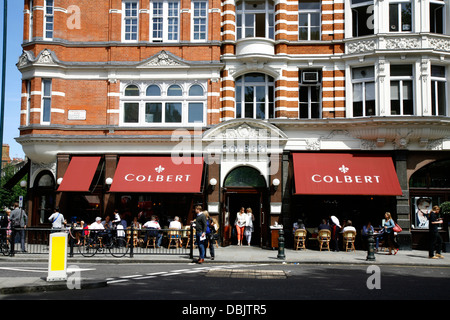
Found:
[48,208,65,232]
[330,215,341,252]
[10,202,28,252]
[194,206,207,264]
[244,208,255,246]
[204,211,216,260]
[429,205,444,259]
[235,207,247,246]
[383,212,399,255]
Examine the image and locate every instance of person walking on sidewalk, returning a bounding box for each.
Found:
[48,208,65,232]
[194,206,207,264]
[10,202,28,252]
[383,212,399,255]
[429,205,444,259]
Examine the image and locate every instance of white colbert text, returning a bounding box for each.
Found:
[124,174,191,183]
[312,174,380,184]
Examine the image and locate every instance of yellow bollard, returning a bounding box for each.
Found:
[47,232,68,282]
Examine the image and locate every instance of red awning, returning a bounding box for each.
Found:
[109,156,204,193]
[292,153,402,196]
[58,156,101,192]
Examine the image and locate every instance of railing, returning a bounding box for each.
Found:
[1,225,195,259]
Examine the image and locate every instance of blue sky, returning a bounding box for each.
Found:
[1,1,25,160]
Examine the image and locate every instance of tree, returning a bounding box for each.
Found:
[0,164,27,209]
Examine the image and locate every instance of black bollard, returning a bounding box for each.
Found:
[277,228,286,260]
[366,229,376,261]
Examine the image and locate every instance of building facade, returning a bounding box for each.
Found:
[16,0,450,249]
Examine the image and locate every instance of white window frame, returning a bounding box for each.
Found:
[41,79,52,124]
[120,82,207,126]
[388,0,413,33]
[431,65,447,116]
[43,0,54,40]
[236,0,275,40]
[351,66,376,117]
[430,0,445,34]
[350,0,374,37]
[150,0,180,43]
[235,73,275,120]
[122,1,139,42]
[298,0,322,41]
[298,70,322,119]
[389,65,414,116]
[191,1,208,42]
[29,0,34,41]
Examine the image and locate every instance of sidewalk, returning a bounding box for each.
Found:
[0,246,448,295]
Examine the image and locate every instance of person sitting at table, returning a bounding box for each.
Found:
[169,216,182,229]
[318,219,331,231]
[361,221,381,250]
[342,220,356,233]
[143,215,162,248]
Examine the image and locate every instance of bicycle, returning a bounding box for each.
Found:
[77,229,129,258]
[0,231,10,256]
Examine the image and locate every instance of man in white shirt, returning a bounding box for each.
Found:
[143,215,162,247]
[169,216,182,229]
[89,217,104,230]
[48,208,65,231]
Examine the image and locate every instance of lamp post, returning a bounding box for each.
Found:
[0,0,8,178]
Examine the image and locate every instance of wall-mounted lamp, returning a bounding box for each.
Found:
[20,180,27,188]
[105,177,113,185]
[209,178,217,192]
[57,177,63,185]
[272,178,280,193]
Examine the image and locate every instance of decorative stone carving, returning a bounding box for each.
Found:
[428,37,450,52]
[386,37,420,50]
[141,51,182,67]
[347,40,376,54]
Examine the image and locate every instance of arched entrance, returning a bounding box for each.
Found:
[221,166,269,247]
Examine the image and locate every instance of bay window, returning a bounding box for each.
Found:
[390,65,414,115]
[236,0,274,39]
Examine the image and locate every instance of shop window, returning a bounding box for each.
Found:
[351,0,374,37]
[298,0,321,40]
[235,73,275,120]
[431,66,447,116]
[34,171,55,225]
[352,66,375,117]
[236,0,274,39]
[299,69,322,119]
[409,159,450,189]
[121,81,206,126]
[430,0,445,34]
[150,0,180,42]
[389,1,412,32]
[390,65,414,115]
[123,1,139,42]
[224,166,267,188]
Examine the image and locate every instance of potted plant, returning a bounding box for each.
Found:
[439,202,450,253]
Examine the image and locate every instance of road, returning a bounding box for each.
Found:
[1,261,449,305]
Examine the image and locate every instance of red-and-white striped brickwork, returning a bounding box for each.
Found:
[276,68,299,118]
[322,0,345,41]
[221,0,236,55]
[220,69,236,122]
[322,64,346,118]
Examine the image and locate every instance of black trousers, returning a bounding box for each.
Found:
[429,231,442,257]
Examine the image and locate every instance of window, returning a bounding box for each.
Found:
[150,1,180,42]
[236,0,274,39]
[235,73,275,119]
[29,0,34,41]
[389,1,412,32]
[192,1,208,41]
[298,0,321,40]
[351,0,374,37]
[430,0,445,34]
[121,82,206,126]
[352,66,375,117]
[431,66,447,116]
[44,0,54,40]
[42,79,52,123]
[299,70,322,119]
[390,65,414,115]
[123,1,139,41]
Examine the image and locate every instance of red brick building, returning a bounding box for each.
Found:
[16,0,450,248]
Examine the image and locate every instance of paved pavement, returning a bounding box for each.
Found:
[0,246,448,295]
